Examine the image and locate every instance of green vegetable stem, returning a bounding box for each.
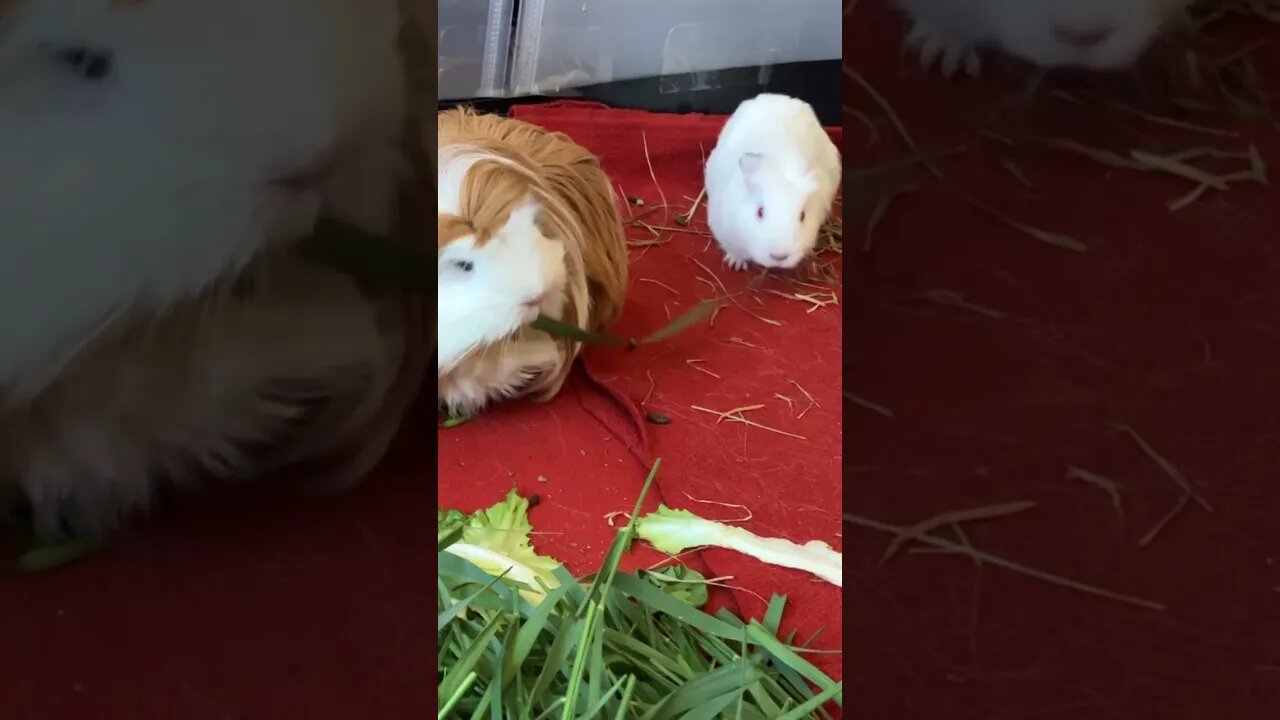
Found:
[532,298,721,350]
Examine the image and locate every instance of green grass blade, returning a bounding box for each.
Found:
[762,595,787,634]
[746,622,841,707]
[508,582,573,681]
[465,678,494,720]
[528,614,579,707]
[438,671,478,719]
[298,216,428,291]
[438,523,464,551]
[638,300,719,344]
[14,539,99,573]
[439,570,509,633]
[440,611,505,703]
[612,675,638,720]
[531,699,567,720]
[609,574,744,640]
[743,682,784,718]
[574,674,628,720]
[680,690,746,720]
[533,295,719,351]
[560,600,600,719]
[441,414,474,429]
[530,315,630,348]
[636,661,765,720]
[597,630,687,683]
[774,681,843,720]
[736,625,749,720]
[577,459,662,615]
[588,599,607,711]
[487,601,519,720]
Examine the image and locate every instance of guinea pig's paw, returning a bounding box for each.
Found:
[439,390,486,420]
[905,21,981,78]
[722,252,751,272]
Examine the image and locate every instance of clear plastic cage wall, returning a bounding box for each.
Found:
[438,0,843,100]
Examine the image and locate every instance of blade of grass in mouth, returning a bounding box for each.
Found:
[532,299,721,350]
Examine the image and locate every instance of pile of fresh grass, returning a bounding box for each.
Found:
[437,464,842,719]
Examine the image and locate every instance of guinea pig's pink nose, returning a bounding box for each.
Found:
[1052,25,1113,49]
[522,294,544,309]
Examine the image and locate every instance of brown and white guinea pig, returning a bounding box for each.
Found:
[0,0,407,399]
[436,108,628,416]
[891,0,1190,77]
[0,0,428,540]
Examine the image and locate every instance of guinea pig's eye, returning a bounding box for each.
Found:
[57,46,113,81]
[453,260,474,273]
[800,211,807,223]
[755,207,765,220]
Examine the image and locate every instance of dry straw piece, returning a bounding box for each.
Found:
[845,510,1167,611]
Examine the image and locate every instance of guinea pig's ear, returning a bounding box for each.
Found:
[798,170,820,194]
[506,198,542,231]
[739,152,765,191]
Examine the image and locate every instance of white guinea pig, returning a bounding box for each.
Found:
[704,93,842,271]
[892,0,1189,77]
[0,0,404,404]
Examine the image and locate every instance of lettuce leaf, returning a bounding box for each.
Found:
[438,489,561,604]
[635,505,842,587]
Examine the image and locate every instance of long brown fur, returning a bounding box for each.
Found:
[437,107,629,403]
[437,150,551,251]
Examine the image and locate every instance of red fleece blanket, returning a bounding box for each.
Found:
[848,5,1280,719]
[438,101,845,677]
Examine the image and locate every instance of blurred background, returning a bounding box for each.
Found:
[438,0,843,123]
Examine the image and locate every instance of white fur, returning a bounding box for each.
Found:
[437,147,568,377]
[437,330,561,416]
[0,0,409,539]
[892,0,1188,76]
[0,0,403,403]
[704,93,841,271]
